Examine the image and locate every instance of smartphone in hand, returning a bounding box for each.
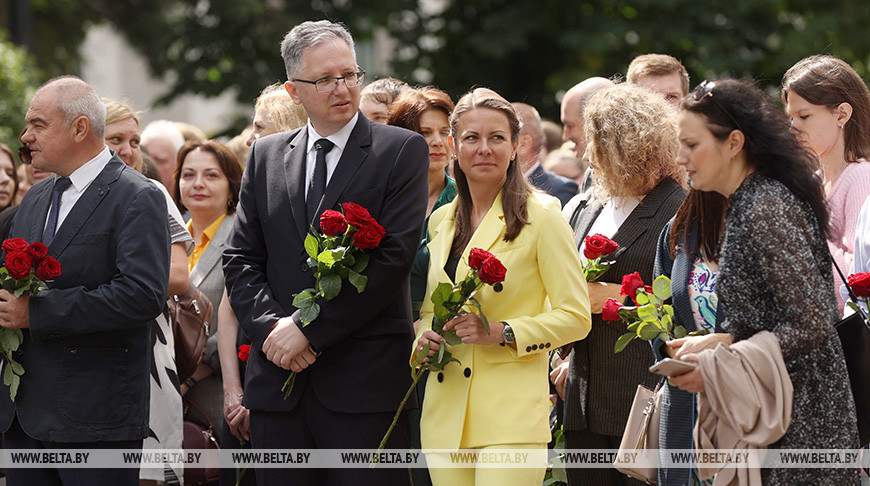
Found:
[649,358,696,377]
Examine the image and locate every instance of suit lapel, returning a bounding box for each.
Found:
[611,178,681,257]
[284,130,309,240]
[456,193,506,281]
[572,197,603,249]
[320,116,369,214]
[49,159,122,256]
[428,203,457,284]
[190,215,235,288]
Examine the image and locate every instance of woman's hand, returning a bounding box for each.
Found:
[587,282,623,314]
[668,332,733,360]
[443,313,505,345]
[550,362,570,399]
[224,388,250,441]
[668,353,705,393]
[414,330,444,363]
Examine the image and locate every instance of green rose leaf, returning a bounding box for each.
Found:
[441,330,463,346]
[352,253,370,273]
[304,234,319,259]
[9,360,23,376]
[292,289,315,308]
[673,325,688,338]
[635,292,650,306]
[299,300,321,326]
[430,282,453,306]
[9,374,19,401]
[638,322,661,340]
[658,332,671,342]
[321,273,342,300]
[318,248,346,268]
[348,270,368,293]
[662,312,674,332]
[2,364,11,386]
[614,332,635,353]
[414,342,430,367]
[637,303,658,322]
[652,275,672,301]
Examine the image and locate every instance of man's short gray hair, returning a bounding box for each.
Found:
[141,120,186,152]
[36,76,107,139]
[280,20,356,80]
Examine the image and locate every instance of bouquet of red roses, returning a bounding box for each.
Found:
[581,234,620,281]
[373,248,507,464]
[284,203,385,398]
[0,238,63,400]
[604,272,706,353]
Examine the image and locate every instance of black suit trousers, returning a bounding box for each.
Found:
[249,382,411,486]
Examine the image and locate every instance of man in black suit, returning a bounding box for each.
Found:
[222,20,428,485]
[512,102,578,206]
[0,76,170,485]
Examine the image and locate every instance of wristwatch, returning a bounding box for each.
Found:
[502,322,515,344]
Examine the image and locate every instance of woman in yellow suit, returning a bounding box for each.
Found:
[413,87,592,486]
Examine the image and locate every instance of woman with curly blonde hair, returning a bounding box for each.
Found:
[555,83,687,486]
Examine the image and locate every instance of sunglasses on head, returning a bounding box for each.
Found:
[692,80,743,132]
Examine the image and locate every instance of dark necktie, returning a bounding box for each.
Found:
[306,138,335,225]
[43,177,73,245]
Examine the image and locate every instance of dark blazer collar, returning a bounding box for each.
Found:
[285,113,372,240]
[44,155,126,255]
[608,177,683,258]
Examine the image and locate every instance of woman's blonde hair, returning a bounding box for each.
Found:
[102,97,144,173]
[255,83,307,132]
[584,84,684,200]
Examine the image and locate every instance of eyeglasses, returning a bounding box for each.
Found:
[293,69,366,93]
[692,80,743,132]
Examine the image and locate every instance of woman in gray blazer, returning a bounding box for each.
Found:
[173,140,244,434]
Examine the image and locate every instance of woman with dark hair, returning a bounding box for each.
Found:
[782,55,870,313]
[413,88,590,486]
[388,86,458,319]
[174,140,244,435]
[668,79,859,484]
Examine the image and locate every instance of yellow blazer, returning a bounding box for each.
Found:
[415,191,591,449]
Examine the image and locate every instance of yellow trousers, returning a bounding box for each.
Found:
[426,443,547,486]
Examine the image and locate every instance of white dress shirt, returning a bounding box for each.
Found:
[303,113,359,200]
[44,146,113,235]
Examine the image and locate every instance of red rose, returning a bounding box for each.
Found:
[478,256,507,285]
[28,242,48,264]
[342,202,374,228]
[620,272,645,300]
[353,220,386,250]
[848,272,870,298]
[2,238,28,254]
[5,251,32,279]
[468,248,494,271]
[238,344,251,362]
[583,234,619,260]
[34,256,61,281]
[319,210,348,236]
[602,297,623,321]
[644,285,653,295]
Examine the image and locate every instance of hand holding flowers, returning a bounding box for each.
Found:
[0,238,63,400]
[373,248,507,463]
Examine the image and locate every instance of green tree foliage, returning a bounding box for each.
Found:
[387,0,870,119]
[17,0,409,108]
[0,36,37,149]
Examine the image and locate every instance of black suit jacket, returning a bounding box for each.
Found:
[0,156,170,442]
[528,164,578,207]
[223,114,429,414]
[561,177,686,435]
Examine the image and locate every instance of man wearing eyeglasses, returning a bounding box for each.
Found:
[223,20,428,486]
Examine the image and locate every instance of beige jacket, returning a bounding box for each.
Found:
[694,331,793,486]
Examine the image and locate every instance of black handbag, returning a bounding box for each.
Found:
[832,260,870,447]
